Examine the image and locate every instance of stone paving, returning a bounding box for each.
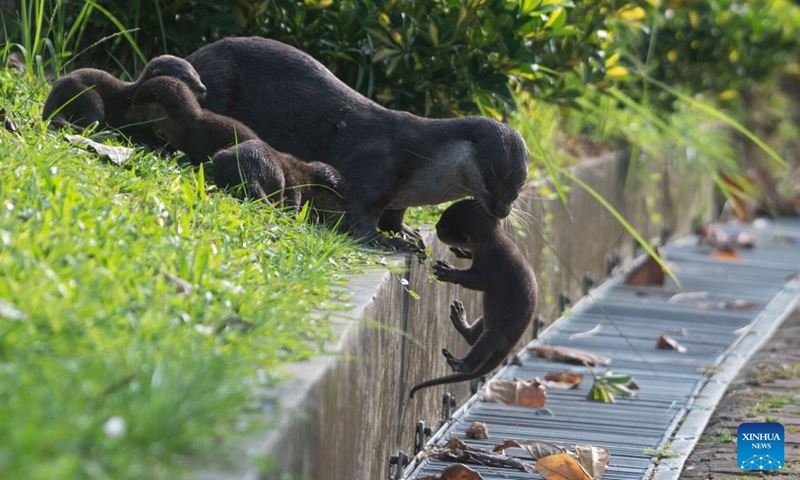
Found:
[680,310,800,479]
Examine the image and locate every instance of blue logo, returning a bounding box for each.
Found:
[738,422,784,470]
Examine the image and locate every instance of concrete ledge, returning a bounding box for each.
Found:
[196,150,714,480]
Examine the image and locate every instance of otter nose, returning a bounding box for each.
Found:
[491,202,512,219]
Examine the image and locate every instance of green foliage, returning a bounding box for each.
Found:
[608,0,800,109]
[0,69,366,480]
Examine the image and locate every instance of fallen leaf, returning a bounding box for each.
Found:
[710,250,742,261]
[1,108,19,134]
[417,476,439,480]
[573,445,611,480]
[568,324,601,340]
[440,464,484,480]
[430,437,535,472]
[669,292,708,303]
[527,345,611,366]
[483,379,546,407]
[0,298,27,320]
[465,421,489,440]
[626,379,640,390]
[534,452,591,480]
[540,371,584,389]
[721,299,760,310]
[656,334,688,353]
[161,271,192,295]
[493,439,566,459]
[66,134,134,166]
[587,370,636,403]
[624,253,665,287]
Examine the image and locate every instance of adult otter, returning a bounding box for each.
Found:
[42,55,206,140]
[186,37,529,249]
[128,77,344,210]
[409,199,538,398]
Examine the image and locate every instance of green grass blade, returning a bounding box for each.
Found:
[85,0,147,64]
[555,165,680,286]
[645,76,786,167]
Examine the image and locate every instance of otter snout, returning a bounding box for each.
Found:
[489,201,513,219]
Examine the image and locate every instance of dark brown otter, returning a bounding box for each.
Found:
[42,55,207,143]
[409,199,538,398]
[128,77,345,210]
[186,37,529,250]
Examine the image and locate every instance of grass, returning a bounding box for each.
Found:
[0,69,369,480]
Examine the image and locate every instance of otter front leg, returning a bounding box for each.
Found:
[449,300,484,345]
[346,202,423,252]
[433,260,489,291]
[378,208,425,249]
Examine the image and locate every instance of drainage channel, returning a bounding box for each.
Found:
[398,219,800,480]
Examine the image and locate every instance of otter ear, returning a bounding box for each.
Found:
[151,68,163,77]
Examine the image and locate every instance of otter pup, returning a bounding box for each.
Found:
[129,77,345,210]
[409,199,538,398]
[42,55,206,141]
[186,37,528,250]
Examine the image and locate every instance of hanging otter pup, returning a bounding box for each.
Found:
[409,199,538,398]
[42,55,207,144]
[186,37,529,250]
[128,77,344,211]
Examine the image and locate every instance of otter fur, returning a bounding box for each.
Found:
[128,77,344,210]
[186,37,529,249]
[409,199,538,398]
[42,55,207,143]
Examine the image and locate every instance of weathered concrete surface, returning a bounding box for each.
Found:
[197,150,714,480]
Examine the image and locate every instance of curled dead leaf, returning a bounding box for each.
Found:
[656,334,687,353]
[465,421,489,440]
[540,371,584,389]
[493,439,566,459]
[527,345,611,366]
[624,253,665,287]
[573,445,611,480]
[483,379,546,407]
[534,452,591,480]
[440,464,484,480]
[66,134,134,166]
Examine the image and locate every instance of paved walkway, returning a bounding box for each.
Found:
[680,309,800,479]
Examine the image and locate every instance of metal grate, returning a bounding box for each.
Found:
[402,219,800,480]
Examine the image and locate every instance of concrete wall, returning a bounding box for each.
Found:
[196,150,714,480]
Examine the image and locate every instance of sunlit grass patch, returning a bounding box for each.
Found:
[0,69,367,480]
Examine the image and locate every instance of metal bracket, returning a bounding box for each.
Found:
[606,251,620,276]
[414,421,433,454]
[388,451,409,480]
[582,274,595,295]
[441,392,456,425]
[558,292,572,313]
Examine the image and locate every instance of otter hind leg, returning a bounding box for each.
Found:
[378,208,425,249]
[212,141,284,203]
[444,331,505,373]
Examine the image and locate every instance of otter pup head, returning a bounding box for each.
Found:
[139,54,207,98]
[305,161,347,213]
[469,121,529,219]
[128,77,203,141]
[435,199,499,248]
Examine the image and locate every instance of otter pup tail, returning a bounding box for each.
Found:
[408,350,506,399]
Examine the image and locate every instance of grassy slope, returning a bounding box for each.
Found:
[0,70,367,480]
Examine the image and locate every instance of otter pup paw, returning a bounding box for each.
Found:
[433,260,458,283]
[449,300,467,327]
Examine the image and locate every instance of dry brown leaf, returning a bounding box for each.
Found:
[626,379,640,390]
[668,292,708,303]
[527,345,611,366]
[66,134,134,166]
[1,108,19,134]
[465,421,489,440]
[483,379,546,407]
[721,299,760,310]
[573,445,611,480]
[534,453,591,480]
[624,253,665,287]
[655,334,688,353]
[493,439,566,459]
[444,438,468,450]
[440,464,484,480]
[540,371,584,389]
[417,476,439,480]
[710,250,742,261]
